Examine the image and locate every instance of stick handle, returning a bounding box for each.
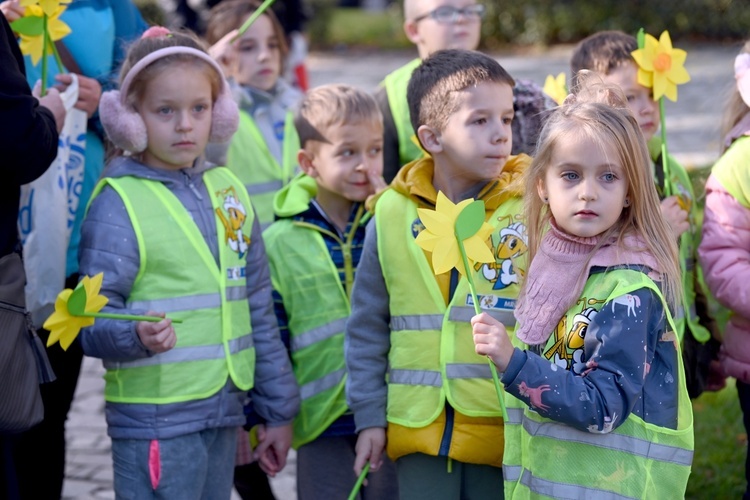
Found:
[348,462,370,500]
[232,0,277,41]
[82,312,183,324]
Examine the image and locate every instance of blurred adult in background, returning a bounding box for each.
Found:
[0,1,147,498]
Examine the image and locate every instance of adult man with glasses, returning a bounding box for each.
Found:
[376,0,551,183]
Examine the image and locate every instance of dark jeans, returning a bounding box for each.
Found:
[13,274,84,499]
[234,462,276,500]
[738,381,750,500]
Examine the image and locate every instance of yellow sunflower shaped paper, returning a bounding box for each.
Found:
[44,273,107,351]
[415,191,494,276]
[543,72,568,106]
[631,30,690,102]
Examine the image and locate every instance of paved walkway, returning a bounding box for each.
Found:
[63,43,739,499]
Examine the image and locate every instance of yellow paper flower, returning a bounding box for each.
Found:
[631,30,690,102]
[17,4,70,65]
[543,72,568,105]
[415,192,494,275]
[21,0,71,17]
[44,273,108,350]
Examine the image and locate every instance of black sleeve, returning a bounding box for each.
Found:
[375,86,402,184]
[0,15,59,185]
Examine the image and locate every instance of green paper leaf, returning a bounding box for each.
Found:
[67,286,87,315]
[11,16,44,36]
[636,28,645,50]
[454,200,486,241]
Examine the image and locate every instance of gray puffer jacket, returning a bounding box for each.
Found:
[78,156,299,440]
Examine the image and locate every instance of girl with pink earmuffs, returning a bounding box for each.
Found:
[78,26,299,497]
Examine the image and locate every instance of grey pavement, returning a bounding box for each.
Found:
[63,43,738,500]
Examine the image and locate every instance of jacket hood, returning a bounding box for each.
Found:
[273,173,317,218]
[103,156,213,184]
[380,154,531,211]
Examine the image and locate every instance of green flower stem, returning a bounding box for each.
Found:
[659,97,671,197]
[41,14,49,96]
[51,41,64,75]
[457,239,508,421]
[232,0,276,41]
[348,462,370,500]
[81,312,183,323]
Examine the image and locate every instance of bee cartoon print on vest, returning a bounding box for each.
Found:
[545,298,605,373]
[215,186,252,258]
[411,217,425,238]
[479,217,528,290]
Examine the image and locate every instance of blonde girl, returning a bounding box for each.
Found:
[472,78,693,499]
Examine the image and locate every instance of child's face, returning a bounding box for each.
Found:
[139,63,213,171]
[235,14,282,92]
[302,119,384,205]
[406,0,482,58]
[427,81,513,189]
[602,62,660,142]
[540,132,629,238]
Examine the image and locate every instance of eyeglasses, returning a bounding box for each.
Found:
[413,4,486,24]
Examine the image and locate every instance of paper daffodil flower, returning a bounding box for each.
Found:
[415,191,494,276]
[20,0,71,17]
[631,30,690,102]
[543,72,568,105]
[13,4,70,65]
[43,273,108,351]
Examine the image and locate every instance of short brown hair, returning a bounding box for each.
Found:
[406,49,515,135]
[205,0,288,62]
[570,31,638,90]
[295,84,383,149]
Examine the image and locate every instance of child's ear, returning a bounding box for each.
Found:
[417,125,442,154]
[298,149,317,177]
[536,179,548,203]
[403,19,421,44]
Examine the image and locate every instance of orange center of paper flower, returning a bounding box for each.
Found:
[653,53,672,73]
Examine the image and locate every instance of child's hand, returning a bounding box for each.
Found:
[354,427,385,476]
[135,312,176,353]
[208,29,239,79]
[0,0,24,23]
[366,168,387,196]
[471,312,514,372]
[54,74,102,118]
[660,196,689,239]
[253,423,292,477]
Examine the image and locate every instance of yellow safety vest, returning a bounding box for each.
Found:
[94,168,256,404]
[503,268,694,499]
[264,200,368,448]
[383,58,425,168]
[227,110,300,230]
[377,188,525,427]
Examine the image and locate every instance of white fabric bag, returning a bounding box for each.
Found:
[18,74,87,327]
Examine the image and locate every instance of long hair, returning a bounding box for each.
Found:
[721,40,750,151]
[524,73,681,310]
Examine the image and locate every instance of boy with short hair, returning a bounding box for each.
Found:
[262,84,397,499]
[378,0,550,182]
[570,30,720,397]
[347,49,531,499]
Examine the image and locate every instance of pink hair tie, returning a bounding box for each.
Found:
[141,26,172,39]
[736,53,750,108]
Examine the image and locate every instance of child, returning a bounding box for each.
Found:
[571,30,721,397]
[699,41,750,499]
[377,0,550,182]
[472,80,694,498]
[263,83,395,499]
[206,0,302,230]
[79,27,299,497]
[347,49,531,499]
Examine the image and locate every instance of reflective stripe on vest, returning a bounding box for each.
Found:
[264,209,367,448]
[227,111,300,228]
[377,188,525,427]
[503,269,694,499]
[94,168,256,404]
[383,59,424,167]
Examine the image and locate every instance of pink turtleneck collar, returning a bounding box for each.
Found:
[514,219,659,345]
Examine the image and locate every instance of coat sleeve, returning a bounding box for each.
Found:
[0,15,58,184]
[77,186,151,360]
[502,287,677,432]
[699,174,750,319]
[245,213,300,425]
[344,218,392,432]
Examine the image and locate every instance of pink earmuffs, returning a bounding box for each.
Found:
[99,45,239,154]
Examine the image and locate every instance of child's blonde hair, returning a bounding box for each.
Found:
[525,73,681,309]
[295,84,383,150]
[205,0,289,63]
[721,40,750,151]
